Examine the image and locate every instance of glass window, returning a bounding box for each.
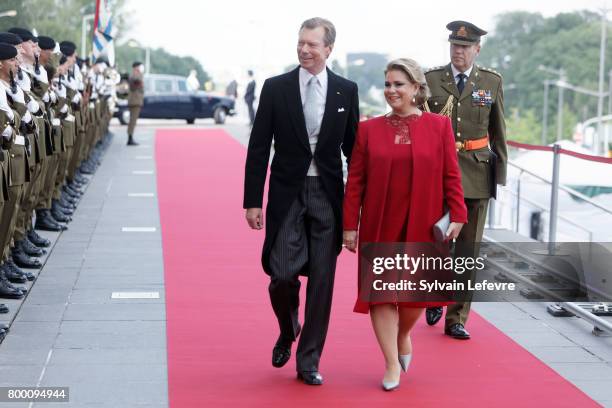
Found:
[144,78,154,93]
[177,80,188,92]
[154,79,173,93]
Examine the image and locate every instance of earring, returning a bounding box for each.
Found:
[412,96,416,104]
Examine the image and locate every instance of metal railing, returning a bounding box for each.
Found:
[503,151,612,246]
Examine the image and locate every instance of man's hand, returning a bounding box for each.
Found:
[246,208,263,230]
[343,230,358,253]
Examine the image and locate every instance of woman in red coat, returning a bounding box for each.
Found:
[343,58,467,391]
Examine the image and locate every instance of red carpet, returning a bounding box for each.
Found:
[156,129,599,407]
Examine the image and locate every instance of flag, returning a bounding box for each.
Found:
[92,0,115,65]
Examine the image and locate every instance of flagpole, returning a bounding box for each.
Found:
[93,0,101,32]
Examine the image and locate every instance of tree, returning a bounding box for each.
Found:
[478,10,612,144]
[0,0,210,82]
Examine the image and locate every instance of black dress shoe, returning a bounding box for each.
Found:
[28,229,51,247]
[444,323,471,340]
[426,307,443,326]
[35,214,64,232]
[297,371,324,385]
[0,303,8,313]
[127,135,139,146]
[51,209,71,223]
[59,196,77,209]
[0,277,24,299]
[6,262,35,281]
[272,324,301,368]
[12,250,42,269]
[19,238,45,257]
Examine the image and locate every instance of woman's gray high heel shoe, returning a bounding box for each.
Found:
[399,354,412,372]
[382,377,400,391]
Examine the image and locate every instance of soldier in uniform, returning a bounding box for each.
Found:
[127,61,144,146]
[7,28,50,267]
[0,41,30,299]
[34,35,68,232]
[423,21,507,339]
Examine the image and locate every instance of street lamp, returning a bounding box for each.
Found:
[127,40,150,74]
[538,65,565,144]
[81,14,95,59]
[0,10,17,18]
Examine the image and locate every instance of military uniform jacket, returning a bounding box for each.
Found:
[128,72,144,107]
[0,106,30,186]
[425,63,507,198]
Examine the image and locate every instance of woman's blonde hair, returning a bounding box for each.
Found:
[385,58,430,106]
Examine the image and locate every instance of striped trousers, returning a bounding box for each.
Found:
[268,176,338,373]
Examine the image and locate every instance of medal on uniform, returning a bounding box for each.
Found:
[472,89,493,106]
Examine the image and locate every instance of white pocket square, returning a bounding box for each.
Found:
[337,107,345,112]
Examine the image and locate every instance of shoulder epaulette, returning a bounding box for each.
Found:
[478,66,503,78]
[425,66,445,74]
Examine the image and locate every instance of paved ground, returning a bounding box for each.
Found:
[0,125,166,407]
[0,118,610,407]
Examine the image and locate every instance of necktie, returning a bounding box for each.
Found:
[456,73,466,95]
[303,76,319,137]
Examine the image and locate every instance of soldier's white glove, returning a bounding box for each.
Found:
[2,126,12,139]
[88,102,95,109]
[64,113,75,122]
[51,118,60,126]
[32,66,49,84]
[16,73,31,93]
[22,111,32,124]
[66,76,78,91]
[54,83,66,99]
[27,99,40,114]
[71,93,81,104]
[42,92,50,103]
[60,104,68,114]
[7,85,25,104]
[50,91,57,103]
[0,88,13,118]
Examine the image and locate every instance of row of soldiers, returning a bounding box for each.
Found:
[0,27,116,339]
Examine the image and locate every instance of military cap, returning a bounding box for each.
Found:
[59,54,67,65]
[132,61,143,68]
[38,36,56,50]
[0,43,17,60]
[8,27,37,43]
[447,21,487,45]
[0,32,22,46]
[59,41,76,56]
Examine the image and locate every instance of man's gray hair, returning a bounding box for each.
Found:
[300,17,336,47]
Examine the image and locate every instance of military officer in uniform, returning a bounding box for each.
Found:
[127,61,144,146]
[423,21,507,339]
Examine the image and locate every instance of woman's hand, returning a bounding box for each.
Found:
[343,230,358,253]
[445,222,464,241]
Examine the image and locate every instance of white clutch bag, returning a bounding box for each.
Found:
[433,212,450,242]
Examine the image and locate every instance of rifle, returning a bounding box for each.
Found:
[17,66,23,81]
[34,55,40,75]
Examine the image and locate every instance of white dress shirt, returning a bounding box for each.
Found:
[299,66,328,176]
[451,64,473,86]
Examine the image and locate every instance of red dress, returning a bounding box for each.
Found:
[343,112,468,314]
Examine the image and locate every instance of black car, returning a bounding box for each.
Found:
[115,74,236,125]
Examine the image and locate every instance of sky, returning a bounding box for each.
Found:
[124,0,610,85]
